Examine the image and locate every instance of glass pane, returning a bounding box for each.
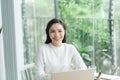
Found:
[22,0,55,64]
[114,0,120,76]
[58,0,117,75]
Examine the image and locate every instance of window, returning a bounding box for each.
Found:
[22,0,55,64]
[21,0,120,76]
[114,0,120,75]
[58,0,120,75]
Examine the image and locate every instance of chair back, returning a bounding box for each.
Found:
[21,63,35,80]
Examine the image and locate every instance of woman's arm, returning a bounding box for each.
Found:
[35,47,51,80]
[71,46,87,70]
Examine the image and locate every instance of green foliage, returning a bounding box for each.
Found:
[58,0,113,74]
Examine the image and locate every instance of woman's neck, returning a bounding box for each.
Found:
[51,42,63,47]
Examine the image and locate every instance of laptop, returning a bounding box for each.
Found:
[51,69,95,80]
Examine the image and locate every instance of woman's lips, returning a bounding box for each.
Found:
[53,38,61,41]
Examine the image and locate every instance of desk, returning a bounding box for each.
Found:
[95,73,120,80]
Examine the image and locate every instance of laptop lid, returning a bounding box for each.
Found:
[51,69,95,80]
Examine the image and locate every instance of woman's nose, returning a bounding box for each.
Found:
[55,32,59,36]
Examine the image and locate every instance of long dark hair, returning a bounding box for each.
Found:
[45,18,66,44]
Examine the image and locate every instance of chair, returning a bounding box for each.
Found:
[21,63,35,80]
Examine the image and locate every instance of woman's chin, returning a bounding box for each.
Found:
[52,41,62,45]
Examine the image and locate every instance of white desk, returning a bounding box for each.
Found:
[95,73,120,80]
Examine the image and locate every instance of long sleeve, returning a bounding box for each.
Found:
[35,47,51,80]
[71,46,87,70]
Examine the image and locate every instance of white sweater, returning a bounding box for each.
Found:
[35,43,87,80]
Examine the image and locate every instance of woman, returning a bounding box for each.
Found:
[35,18,87,80]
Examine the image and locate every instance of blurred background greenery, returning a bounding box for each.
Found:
[22,0,120,75]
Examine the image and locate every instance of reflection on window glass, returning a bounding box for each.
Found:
[114,0,120,76]
[22,0,55,64]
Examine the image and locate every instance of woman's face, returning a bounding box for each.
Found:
[49,23,65,47]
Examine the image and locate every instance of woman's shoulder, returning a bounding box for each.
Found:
[39,43,50,49]
[36,44,50,54]
[64,43,75,49]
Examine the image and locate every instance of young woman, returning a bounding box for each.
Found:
[35,18,87,80]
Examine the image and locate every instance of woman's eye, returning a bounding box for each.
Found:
[50,30,55,33]
[59,30,62,32]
